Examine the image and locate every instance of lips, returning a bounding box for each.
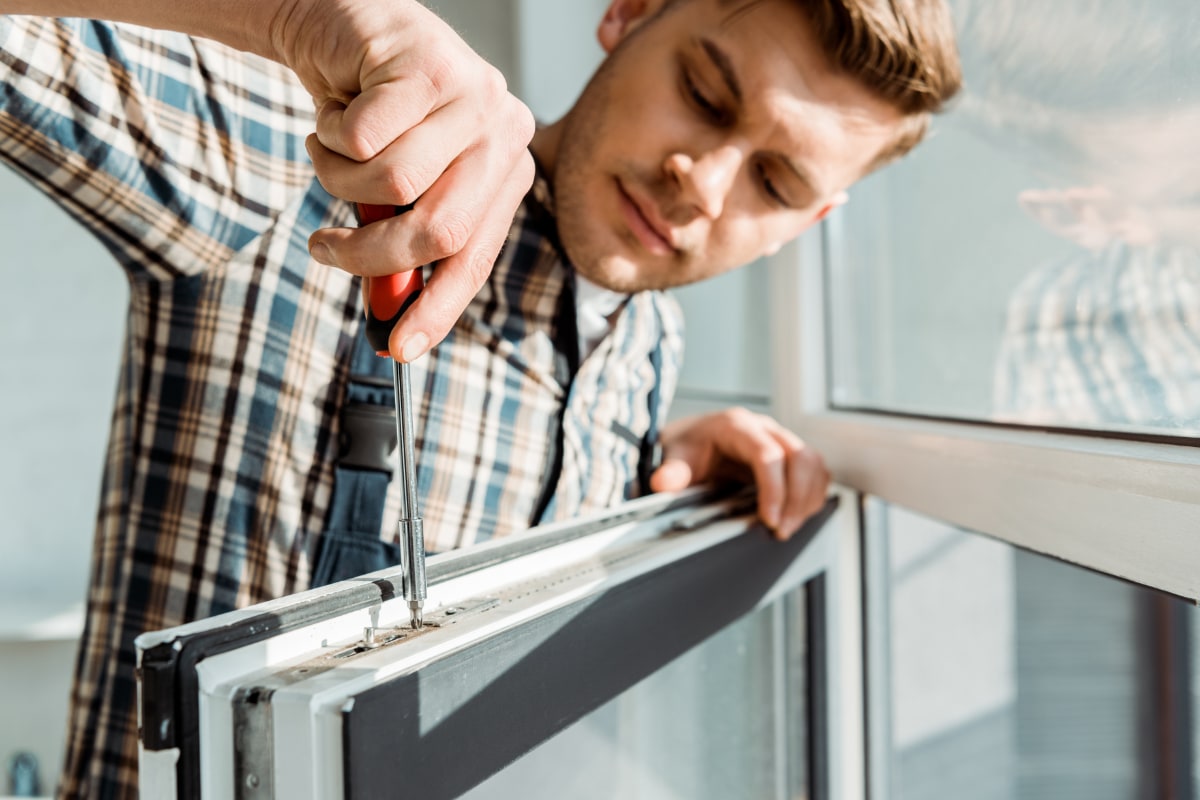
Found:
[617,179,676,257]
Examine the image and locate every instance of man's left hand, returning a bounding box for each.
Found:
[649,408,830,540]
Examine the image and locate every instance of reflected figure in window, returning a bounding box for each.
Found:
[973,0,1200,431]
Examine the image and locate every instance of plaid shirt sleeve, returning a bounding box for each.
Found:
[0,16,315,280]
[3,18,334,799]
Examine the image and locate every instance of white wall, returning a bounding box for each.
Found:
[0,166,122,618]
[0,164,125,788]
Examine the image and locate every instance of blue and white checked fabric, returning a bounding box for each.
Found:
[1,17,684,798]
[994,242,1200,433]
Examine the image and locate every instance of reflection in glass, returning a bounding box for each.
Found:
[462,591,809,799]
[980,1,1200,434]
[827,0,1200,434]
[866,500,1195,800]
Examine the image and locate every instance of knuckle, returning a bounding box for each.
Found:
[340,120,383,162]
[463,248,495,289]
[384,168,421,207]
[419,51,457,102]
[506,150,537,196]
[482,62,509,98]
[422,292,461,342]
[507,98,536,147]
[789,445,813,467]
[517,149,536,182]
[342,134,370,162]
[422,212,472,258]
[723,406,755,429]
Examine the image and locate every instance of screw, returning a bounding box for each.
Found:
[363,626,380,648]
[246,773,260,789]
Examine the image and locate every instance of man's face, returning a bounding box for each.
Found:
[551,0,905,293]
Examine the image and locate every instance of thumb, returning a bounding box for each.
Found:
[649,458,695,493]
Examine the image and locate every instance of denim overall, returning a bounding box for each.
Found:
[311,329,406,586]
[309,270,667,587]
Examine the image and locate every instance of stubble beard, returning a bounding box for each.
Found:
[555,112,707,293]
[552,30,706,294]
[552,63,639,293]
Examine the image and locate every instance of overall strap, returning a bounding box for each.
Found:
[638,308,665,496]
[311,328,402,587]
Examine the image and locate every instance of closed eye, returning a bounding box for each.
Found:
[756,162,792,208]
[682,69,730,126]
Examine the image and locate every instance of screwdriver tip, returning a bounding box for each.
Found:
[409,601,423,630]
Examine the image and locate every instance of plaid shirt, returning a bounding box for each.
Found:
[1,17,684,799]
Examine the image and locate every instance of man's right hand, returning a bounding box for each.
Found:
[273,0,536,361]
[5,0,534,358]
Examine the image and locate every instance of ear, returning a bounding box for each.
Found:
[811,191,849,225]
[597,0,669,53]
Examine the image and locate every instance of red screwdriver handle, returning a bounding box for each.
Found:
[355,202,422,356]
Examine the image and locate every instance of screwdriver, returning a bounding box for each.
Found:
[355,202,426,630]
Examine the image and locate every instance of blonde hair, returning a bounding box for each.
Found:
[803,0,962,169]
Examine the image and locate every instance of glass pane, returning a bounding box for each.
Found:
[670,260,773,417]
[827,0,1200,435]
[866,499,1195,799]
[462,590,808,800]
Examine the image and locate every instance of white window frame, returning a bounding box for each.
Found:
[767,221,1200,602]
[137,489,855,799]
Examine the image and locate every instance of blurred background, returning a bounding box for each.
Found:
[2,0,1198,797]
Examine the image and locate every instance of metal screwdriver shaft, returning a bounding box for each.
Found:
[392,359,425,628]
[356,201,427,631]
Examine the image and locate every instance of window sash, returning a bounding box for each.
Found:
[138,490,846,799]
[769,227,1200,601]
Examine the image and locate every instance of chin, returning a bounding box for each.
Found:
[561,242,634,291]
[563,224,683,293]
[574,262,638,293]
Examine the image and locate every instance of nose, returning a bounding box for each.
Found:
[665,145,743,220]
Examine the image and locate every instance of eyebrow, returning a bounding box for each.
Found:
[697,36,826,202]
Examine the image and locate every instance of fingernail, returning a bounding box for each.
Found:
[400,332,429,362]
[311,243,335,265]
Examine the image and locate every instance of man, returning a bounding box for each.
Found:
[0,0,959,795]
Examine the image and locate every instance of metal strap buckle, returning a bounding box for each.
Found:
[337,402,397,474]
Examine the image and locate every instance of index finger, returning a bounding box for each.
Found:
[385,153,535,360]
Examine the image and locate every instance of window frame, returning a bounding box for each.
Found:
[137,489,854,799]
[767,225,1200,602]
